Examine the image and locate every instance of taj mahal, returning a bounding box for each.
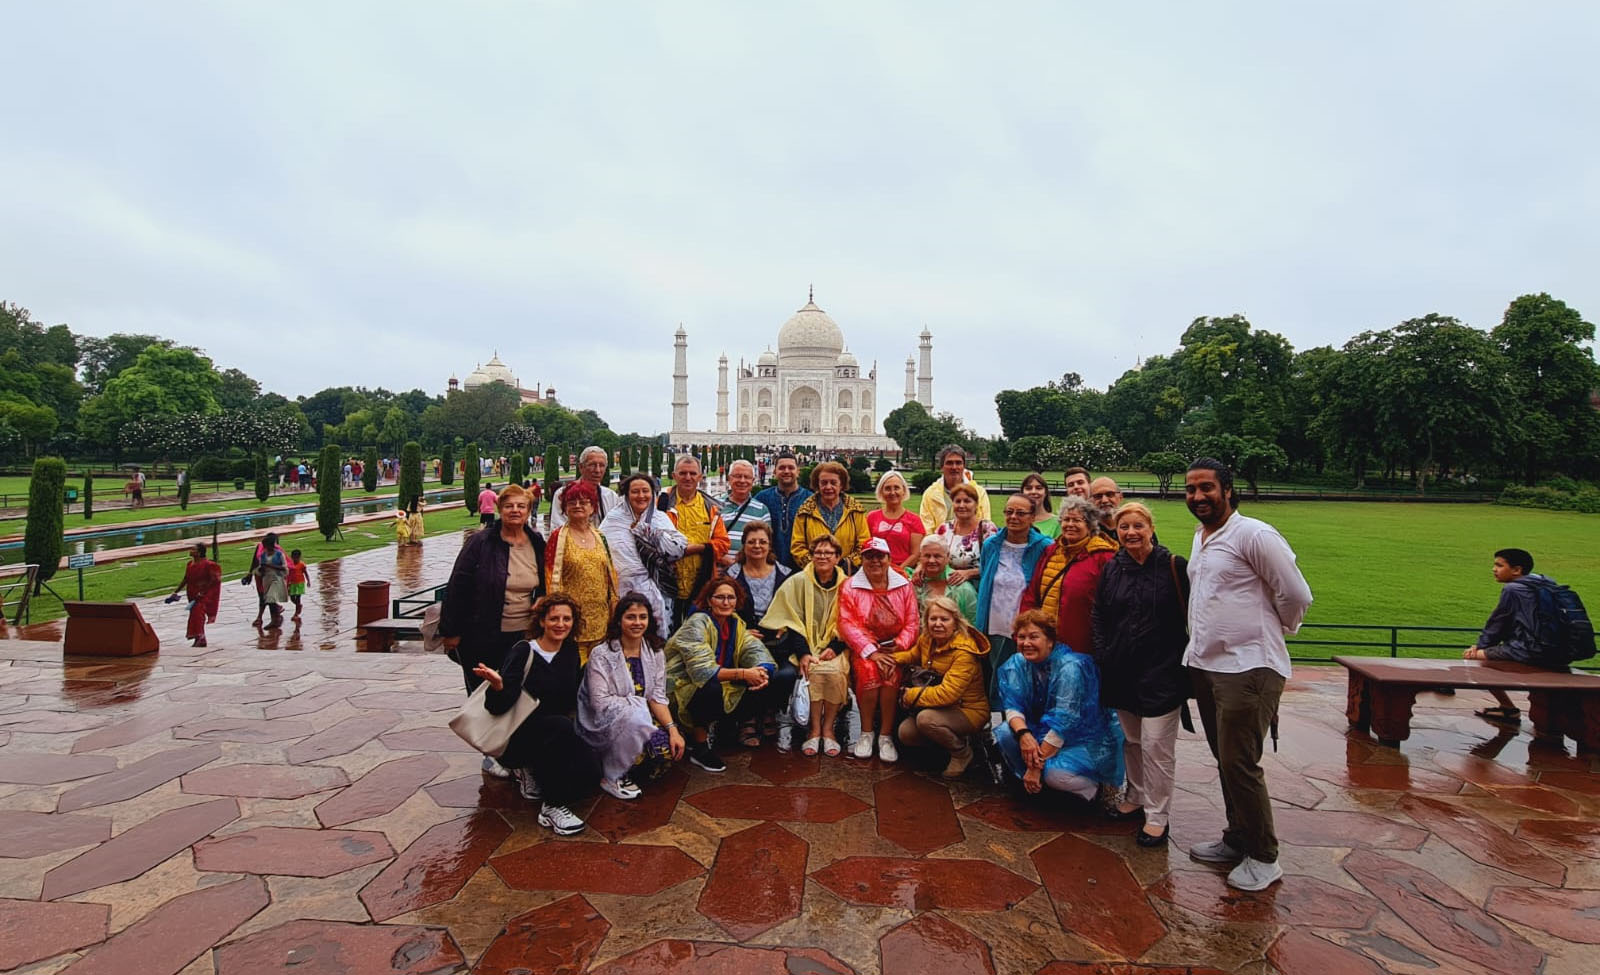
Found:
[669,290,931,452]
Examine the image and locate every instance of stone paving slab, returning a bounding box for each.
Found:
[1,535,1599,973]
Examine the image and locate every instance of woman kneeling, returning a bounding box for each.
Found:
[472,594,600,836]
[994,609,1124,801]
[580,595,686,800]
[894,597,990,778]
[664,575,776,773]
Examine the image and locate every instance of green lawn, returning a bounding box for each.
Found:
[0,482,455,536]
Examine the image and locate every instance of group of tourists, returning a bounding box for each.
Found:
[437,444,1315,893]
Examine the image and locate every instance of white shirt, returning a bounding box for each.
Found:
[987,540,1028,639]
[548,482,624,529]
[1183,512,1313,679]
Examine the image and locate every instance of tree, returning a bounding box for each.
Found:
[79,345,222,448]
[1492,294,1600,484]
[421,383,520,446]
[1171,316,1295,443]
[83,471,93,520]
[380,407,409,454]
[1009,435,1065,472]
[1101,355,1185,458]
[543,445,560,499]
[216,368,262,410]
[360,447,378,492]
[399,441,423,511]
[178,469,191,510]
[120,409,299,461]
[1036,431,1129,473]
[253,452,270,502]
[316,445,343,539]
[1138,450,1188,498]
[994,379,1080,441]
[24,457,66,590]
[510,451,526,484]
[0,401,59,457]
[76,333,170,394]
[440,442,455,486]
[462,442,481,515]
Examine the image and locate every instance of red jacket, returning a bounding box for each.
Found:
[1020,540,1116,657]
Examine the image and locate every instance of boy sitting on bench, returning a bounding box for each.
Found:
[1464,548,1566,722]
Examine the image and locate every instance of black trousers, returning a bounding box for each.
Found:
[497,712,598,807]
[687,676,766,728]
[461,629,525,694]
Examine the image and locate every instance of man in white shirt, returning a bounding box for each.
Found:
[1182,457,1312,893]
[549,446,623,529]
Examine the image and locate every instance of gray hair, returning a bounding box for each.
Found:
[937,444,968,466]
[1057,494,1098,526]
[728,459,755,476]
[673,453,700,472]
[579,445,608,465]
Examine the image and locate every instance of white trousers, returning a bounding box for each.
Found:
[1117,707,1181,828]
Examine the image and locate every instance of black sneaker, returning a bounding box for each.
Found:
[690,743,726,773]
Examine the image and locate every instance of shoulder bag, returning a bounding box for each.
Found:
[449,682,539,758]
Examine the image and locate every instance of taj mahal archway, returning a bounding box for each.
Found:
[788,386,821,434]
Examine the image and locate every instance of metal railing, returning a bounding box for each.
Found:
[968,479,1498,503]
[393,583,448,620]
[1289,622,1599,672]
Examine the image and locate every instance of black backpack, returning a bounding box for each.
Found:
[1529,578,1597,663]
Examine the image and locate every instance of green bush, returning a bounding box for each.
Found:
[25,457,66,587]
[849,455,870,472]
[399,441,423,510]
[910,469,941,492]
[83,471,93,520]
[873,457,893,473]
[317,444,343,539]
[441,442,455,486]
[362,447,379,492]
[1499,483,1600,514]
[849,469,872,493]
[798,464,814,489]
[188,456,232,481]
[177,469,191,509]
[510,451,526,485]
[462,442,481,515]
[233,477,246,491]
[543,445,560,497]
[253,452,270,502]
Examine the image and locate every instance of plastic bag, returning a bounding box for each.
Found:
[790,676,811,726]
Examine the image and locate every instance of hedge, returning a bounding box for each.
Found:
[83,471,93,520]
[317,444,343,539]
[25,457,66,586]
[362,447,379,492]
[253,452,270,502]
[441,442,455,486]
[462,442,481,515]
[399,441,423,511]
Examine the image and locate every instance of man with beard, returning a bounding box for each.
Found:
[755,451,812,570]
[1182,457,1312,892]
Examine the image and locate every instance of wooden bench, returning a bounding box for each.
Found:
[1335,655,1600,751]
[358,617,422,653]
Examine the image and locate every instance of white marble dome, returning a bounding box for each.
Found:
[464,353,516,390]
[777,299,845,369]
[836,350,859,368]
[757,347,778,367]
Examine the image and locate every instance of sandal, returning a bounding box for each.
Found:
[822,737,841,757]
[762,714,779,738]
[739,720,762,749]
[801,737,821,757]
[1474,706,1521,722]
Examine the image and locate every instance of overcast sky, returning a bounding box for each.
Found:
[3,2,1596,436]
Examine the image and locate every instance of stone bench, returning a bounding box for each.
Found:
[1336,655,1600,751]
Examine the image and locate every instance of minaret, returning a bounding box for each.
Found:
[904,356,916,404]
[716,354,729,433]
[672,325,689,433]
[917,329,933,409]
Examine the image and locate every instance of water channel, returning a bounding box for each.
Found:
[0,489,460,566]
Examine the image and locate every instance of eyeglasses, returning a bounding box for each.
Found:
[709,592,738,602]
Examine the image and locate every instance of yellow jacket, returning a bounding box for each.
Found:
[790,494,871,569]
[918,476,992,533]
[894,627,991,729]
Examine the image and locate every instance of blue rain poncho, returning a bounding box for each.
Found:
[994,644,1124,785]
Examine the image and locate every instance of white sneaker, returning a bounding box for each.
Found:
[481,755,512,779]
[1227,856,1284,891]
[851,734,875,759]
[776,724,793,753]
[512,768,541,800]
[599,777,641,800]
[538,803,586,835]
[1189,838,1244,864]
[877,735,898,763]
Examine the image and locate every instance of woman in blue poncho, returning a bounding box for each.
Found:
[993,608,1124,801]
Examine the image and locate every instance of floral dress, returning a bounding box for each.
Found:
[936,519,998,573]
[627,656,674,781]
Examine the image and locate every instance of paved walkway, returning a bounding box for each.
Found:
[1,540,1598,973]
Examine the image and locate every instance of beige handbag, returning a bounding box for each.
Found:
[449,682,539,757]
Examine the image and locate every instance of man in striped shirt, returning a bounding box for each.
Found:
[716,459,770,567]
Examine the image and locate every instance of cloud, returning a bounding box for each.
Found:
[3,1,1597,437]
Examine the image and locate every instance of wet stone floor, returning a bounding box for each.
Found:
[2,538,1600,973]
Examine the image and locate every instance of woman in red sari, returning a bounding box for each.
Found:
[167,543,221,647]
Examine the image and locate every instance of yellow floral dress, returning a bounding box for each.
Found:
[551,527,618,663]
